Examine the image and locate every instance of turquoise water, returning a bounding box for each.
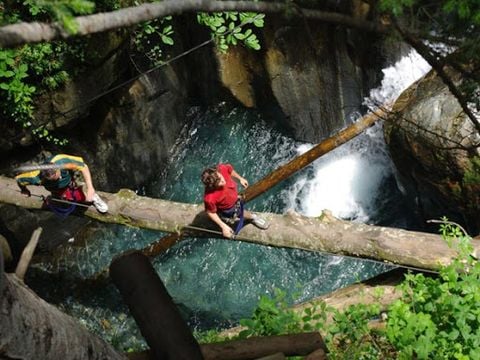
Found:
[28,105,407,349]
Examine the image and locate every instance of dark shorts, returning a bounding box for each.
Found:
[219,199,242,224]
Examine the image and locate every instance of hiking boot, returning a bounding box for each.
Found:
[92,193,108,214]
[250,213,269,230]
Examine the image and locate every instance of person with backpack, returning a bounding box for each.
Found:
[16,154,108,214]
[201,163,268,238]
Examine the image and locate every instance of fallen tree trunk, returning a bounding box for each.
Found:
[200,332,326,360]
[128,332,326,360]
[243,107,388,202]
[0,0,388,48]
[0,273,126,359]
[1,177,479,272]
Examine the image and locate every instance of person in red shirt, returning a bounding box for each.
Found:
[201,163,269,238]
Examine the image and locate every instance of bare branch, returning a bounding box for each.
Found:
[15,227,42,281]
[0,0,388,48]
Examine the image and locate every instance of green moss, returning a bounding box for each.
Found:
[463,156,480,185]
[116,188,137,200]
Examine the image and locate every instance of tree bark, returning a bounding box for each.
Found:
[0,0,388,48]
[243,106,388,202]
[15,227,42,280]
[0,245,3,295]
[0,273,126,359]
[110,251,204,360]
[128,332,325,360]
[1,175,479,272]
[200,333,326,360]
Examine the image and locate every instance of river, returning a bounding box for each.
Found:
[27,49,431,350]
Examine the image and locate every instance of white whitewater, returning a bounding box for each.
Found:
[285,50,431,223]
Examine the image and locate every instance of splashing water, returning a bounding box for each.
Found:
[285,49,431,223]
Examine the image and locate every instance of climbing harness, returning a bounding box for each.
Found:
[44,194,93,218]
[219,198,245,235]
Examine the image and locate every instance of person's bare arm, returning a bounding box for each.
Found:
[80,165,96,201]
[207,212,234,238]
[17,183,31,197]
[231,169,249,188]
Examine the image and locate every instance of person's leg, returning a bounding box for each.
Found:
[244,210,269,230]
[80,184,108,213]
[92,193,109,213]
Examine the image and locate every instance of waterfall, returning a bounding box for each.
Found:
[284,50,431,224]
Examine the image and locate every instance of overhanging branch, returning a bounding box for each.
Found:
[394,22,480,135]
[0,0,388,48]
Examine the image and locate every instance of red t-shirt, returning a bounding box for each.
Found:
[204,163,238,213]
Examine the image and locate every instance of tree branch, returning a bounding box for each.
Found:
[15,227,42,281]
[0,0,388,48]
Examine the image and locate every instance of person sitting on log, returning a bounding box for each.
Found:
[201,163,268,238]
[15,154,108,215]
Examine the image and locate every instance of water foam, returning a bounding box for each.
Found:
[286,50,431,223]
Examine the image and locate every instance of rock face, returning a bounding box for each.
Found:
[213,6,384,142]
[384,68,480,234]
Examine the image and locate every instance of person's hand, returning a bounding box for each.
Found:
[221,225,234,239]
[21,188,31,197]
[239,177,249,188]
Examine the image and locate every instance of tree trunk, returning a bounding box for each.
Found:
[200,332,326,360]
[15,227,42,280]
[0,0,387,48]
[243,106,388,202]
[110,251,204,360]
[0,273,126,360]
[128,332,326,360]
[1,176,479,272]
[0,246,4,295]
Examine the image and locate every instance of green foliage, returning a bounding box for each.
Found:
[133,16,174,66]
[22,0,95,33]
[239,289,303,337]
[464,156,480,186]
[326,303,390,360]
[194,329,227,344]
[379,0,416,16]
[0,0,96,145]
[0,41,87,145]
[443,0,480,23]
[197,12,265,53]
[379,0,480,118]
[0,49,36,121]
[386,221,480,359]
[380,0,480,22]
[235,221,480,359]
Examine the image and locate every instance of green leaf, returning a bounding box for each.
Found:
[161,36,174,46]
